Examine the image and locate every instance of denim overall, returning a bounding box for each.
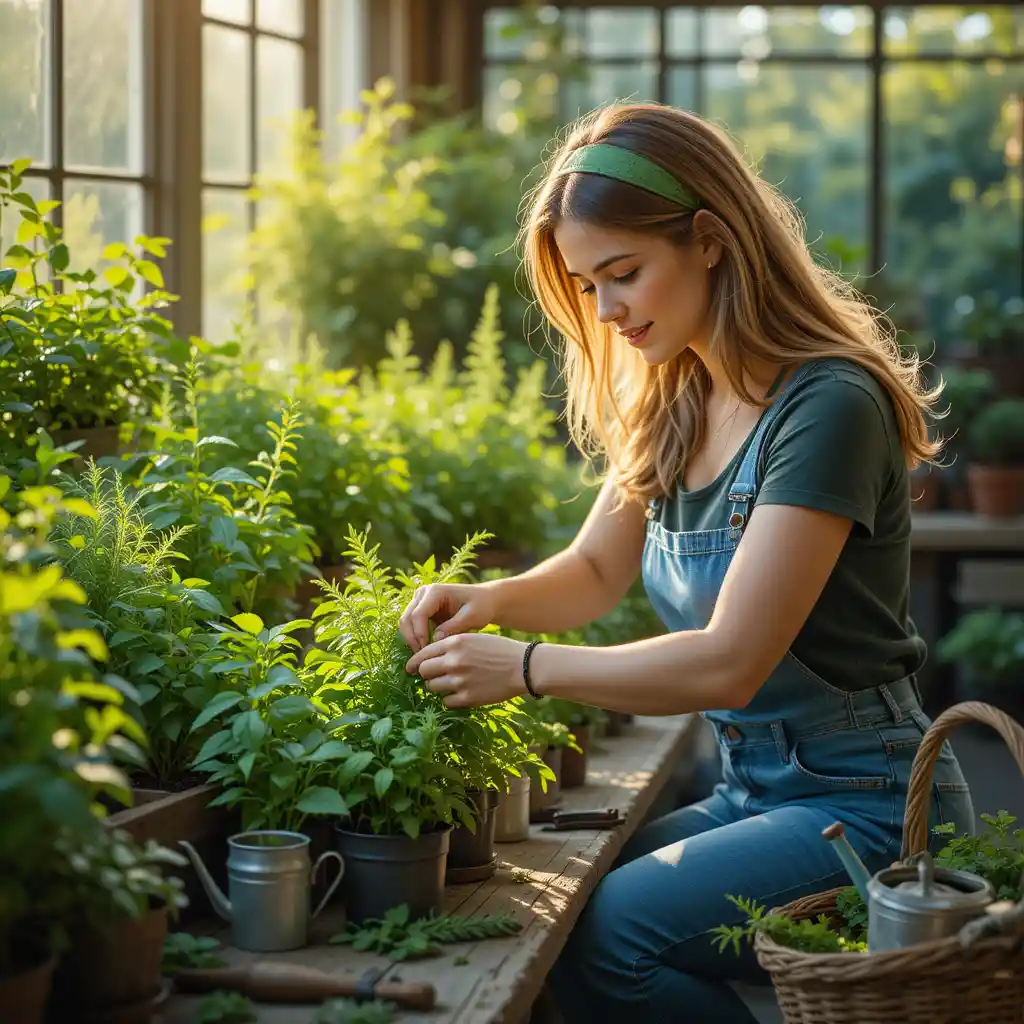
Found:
[549,363,973,1024]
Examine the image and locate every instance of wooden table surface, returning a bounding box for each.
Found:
[162,714,699,1024]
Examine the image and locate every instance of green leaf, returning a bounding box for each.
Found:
[132,652,166,675]
[374,767,394,798]
[340,750,375,781]
[136,258,165,287]
[196,435,239,449]
[371,716,393,744]
[266,663,300,688]
[191,691,245,731]
[0,268,15,294]
[102,242,128,260]
[184,588,225,615]
[238,751,257,782]
[269,694,317,723]
[231,709,267,748]
[210,515,239,547]
[302,740,352,763]
[103,265,131,288]
[11,159,32,176]
[211,659,256,675]
[231,613,264,635]
[210,467,260,487]
[296,787,349,817]
[48,242,70,271]
[193,729,235,764]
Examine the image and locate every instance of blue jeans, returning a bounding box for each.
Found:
[548,707,973,1024]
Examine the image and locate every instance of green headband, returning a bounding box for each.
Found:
[555,143,701,210]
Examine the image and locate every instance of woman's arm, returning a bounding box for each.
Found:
[408,502,853,714]
[480,476,647,635]
[528,503,853,714]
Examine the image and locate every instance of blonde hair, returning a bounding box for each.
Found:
[520,103,940,505]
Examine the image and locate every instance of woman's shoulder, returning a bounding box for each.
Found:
[782,357,898,433]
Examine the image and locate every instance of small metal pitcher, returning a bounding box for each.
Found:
[180,830,344,952]
[823,822,995,952]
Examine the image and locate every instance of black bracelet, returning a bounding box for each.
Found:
[522,640,543,699]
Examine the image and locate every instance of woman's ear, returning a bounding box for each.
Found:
[691,208,725,270]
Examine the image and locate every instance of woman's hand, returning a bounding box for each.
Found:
[405,633,528,708]
[399,583,499,653]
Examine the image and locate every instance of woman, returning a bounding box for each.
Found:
[400,103,973,1023]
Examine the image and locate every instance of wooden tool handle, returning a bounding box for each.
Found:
[175,961,436,1011]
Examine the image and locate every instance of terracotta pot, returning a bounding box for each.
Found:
[561,723,593,789]
[51,425,125,464]
[0,951,55,1024]
[967,465,1024,517]
[52,903,169,1013]
[528,745,563,821]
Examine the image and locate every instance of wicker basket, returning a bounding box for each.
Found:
[753,701,1024,1024]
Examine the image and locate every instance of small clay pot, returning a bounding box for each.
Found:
[560,724,593,789]
[967,465,1024,517]
[0,949,55,1024]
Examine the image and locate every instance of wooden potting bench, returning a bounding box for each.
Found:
[162,714,700,1024]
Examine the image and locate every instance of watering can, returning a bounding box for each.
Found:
[821,822,994,952]
[180,830,344,952]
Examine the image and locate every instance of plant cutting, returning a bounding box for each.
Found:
[965,397,1024,516]
[48,828,189,1018]
[0,475,144,1023]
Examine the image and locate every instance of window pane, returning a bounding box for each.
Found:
[666,9,699,56]
[203,24,252,182]
[0,0,50,165]
[64,0,144,174]
[256,0,301,36]
[202,188,250,342]
[203,0,250,25]
[704,64,870,263]
[63,179,143,274]
[256,36,303,175]
[585,8,659,57]
[884,6,1024,56]
[884,62,1024,344]
[565,63,659,118]
[666,67,698,112]
[704,6,872,57]
[484,7,528,58]
[483,66,527,135]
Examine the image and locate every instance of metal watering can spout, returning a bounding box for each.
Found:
[178,839,233,924]
[821,822,873,903]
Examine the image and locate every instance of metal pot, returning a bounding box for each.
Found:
[494,772,531,843]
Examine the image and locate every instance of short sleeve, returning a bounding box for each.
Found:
[754,369,897,536]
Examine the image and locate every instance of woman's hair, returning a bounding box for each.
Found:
[520,103,939,505]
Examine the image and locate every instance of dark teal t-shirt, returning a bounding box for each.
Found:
[654,359,924,691]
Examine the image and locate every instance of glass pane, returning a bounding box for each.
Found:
[203,0,250,24]
[484,7,527,58]
[585,8,658,57]
[64,0,144,173]
[884,62,1024,346]
[885,6,1024,55]
[564,63,659,118]
[705,6,872,57]
[666,9,699,56]
[483,66,524,135]
[256,36,303,175]
[203,24,252,182]
[62,179,144,274]
[202,188,250,342]
[666,67,698,112]
[0,0,50,165]
[1,176,50,268]
[704,64,870,265]
[256,0,301,36]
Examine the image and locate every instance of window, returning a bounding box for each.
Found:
[201,0,309,340]
[0,0,148,274]
[482,4,1024,342]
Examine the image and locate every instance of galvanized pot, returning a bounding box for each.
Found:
[494,772,531,843]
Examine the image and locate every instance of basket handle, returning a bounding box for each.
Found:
[901,701,1024,860]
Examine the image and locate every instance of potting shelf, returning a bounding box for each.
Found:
[161,714,699,1024]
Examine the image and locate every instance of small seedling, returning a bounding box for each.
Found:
[511,867,534,884]
[313,997,396,1023]
[454,954,469,966]
[196,990,256,1024]
[162,932,226,973]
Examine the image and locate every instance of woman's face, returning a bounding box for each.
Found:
[553,218,719,365]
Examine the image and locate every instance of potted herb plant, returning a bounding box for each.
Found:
[535,698,606,790]
[0,475,140,1023]
[528,721,579,822]
[966,398,1024,516]
[936,609,1024,721]
[933,365,995,510]
[48,829,188,1021]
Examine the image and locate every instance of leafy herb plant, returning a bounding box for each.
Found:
[196,990,257,1024]
[162,933,226,973]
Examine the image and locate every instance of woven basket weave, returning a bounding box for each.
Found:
[753,701,1024,1024]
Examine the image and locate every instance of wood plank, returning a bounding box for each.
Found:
[163,716,698,1024]
[912,511,1024,551]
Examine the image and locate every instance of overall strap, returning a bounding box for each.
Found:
[725,361,818,532]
